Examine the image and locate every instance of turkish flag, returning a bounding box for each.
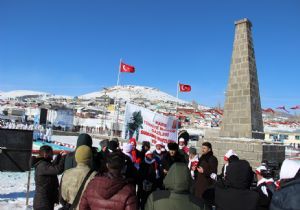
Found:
[179,84,191,92]
[120,62,135,73]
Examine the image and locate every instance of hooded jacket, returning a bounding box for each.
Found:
[79,172,137,210]
[215,160,259,210]
[270,177,300,210]
[60,163,97,210]
[145,163,208,210]
[64,133,98,171]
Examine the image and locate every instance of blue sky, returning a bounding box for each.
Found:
[0,0,299,108]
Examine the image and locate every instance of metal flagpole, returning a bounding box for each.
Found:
[176,81,179,141]
[112,59,122,136]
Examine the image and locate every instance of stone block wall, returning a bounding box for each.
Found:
[195,137,285,172]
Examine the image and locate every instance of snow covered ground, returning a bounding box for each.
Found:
[0,135,102,209]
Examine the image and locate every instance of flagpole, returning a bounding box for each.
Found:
[116,59,122,86]
[113,59,122,137]
[176,81,179,141]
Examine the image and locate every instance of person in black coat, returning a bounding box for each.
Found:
[64,133,100,171]
[161,142,186,176]
[218,149,239,180]
[97,139,110,173]
[215,159,259,210]
[140,141,151,160]
[137,151,161,210]
[194,142,218,200]
[32,145,65,210]
[254,165,275,210]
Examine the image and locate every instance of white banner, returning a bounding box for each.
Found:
[122,103,177,146]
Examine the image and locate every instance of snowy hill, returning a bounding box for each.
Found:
[80,85,188,104]
[0,90,74,100]
[0,90,50,99]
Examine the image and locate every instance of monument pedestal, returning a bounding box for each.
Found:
[196,137,285,171]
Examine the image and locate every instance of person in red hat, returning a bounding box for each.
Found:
[129,138,142,169]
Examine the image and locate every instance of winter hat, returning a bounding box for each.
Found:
[129,138,137,146]
[189,147,197,155]
[255,165,267,175]
[168,142,179,151]
[123,143,133,153]
[76,133,93,148]
[179,138,185,142]
[145,150,153,158]
[100,139,109,148]
[75,145,92,164]
[155,142,163,147]
[224,149,238,161]
[280,159,300,180]
[111,138,119,144]
[108,140,119,152]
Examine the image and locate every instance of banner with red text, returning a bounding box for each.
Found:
[122,103,177,146]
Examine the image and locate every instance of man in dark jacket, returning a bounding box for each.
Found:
[145,162,208,210]
[161,142,186,176]
[33,145,65,210]
[97,139,110,173]
[141,141,151,160]
[64,133,99,171]
[270,159,300,210]
[194,142,218,199]
[215,159,259,210]
[79,152,137,210]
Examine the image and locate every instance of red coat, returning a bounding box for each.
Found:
[79,173,137,210]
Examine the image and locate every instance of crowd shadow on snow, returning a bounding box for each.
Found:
[0,191,35,199]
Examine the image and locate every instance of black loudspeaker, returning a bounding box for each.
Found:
[0,129,33,172]
[39,108,48,125]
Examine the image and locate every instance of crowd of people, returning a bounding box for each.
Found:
[31,133,300,210]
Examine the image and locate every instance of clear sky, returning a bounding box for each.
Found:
[0,0,299,108]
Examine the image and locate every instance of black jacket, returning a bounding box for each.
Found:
[254,181,274,210]
[33,155,65,210]
[215,160,259,210]
[270,178,300,210]
[161,152,186,172]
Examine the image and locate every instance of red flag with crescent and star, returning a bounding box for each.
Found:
[179,84,191,92]
[120,62,135,73]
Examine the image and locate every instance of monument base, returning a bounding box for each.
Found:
[196,137,285,172]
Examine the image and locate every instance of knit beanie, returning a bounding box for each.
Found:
[168,142,179,151]
[100,139,109,148]
[75,145,92,164]
[76,133,93,148]
[129,138,137,147]
[108,140,119,152]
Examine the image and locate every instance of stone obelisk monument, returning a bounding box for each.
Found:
[220,18,264,139]
[199,18,284,170]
